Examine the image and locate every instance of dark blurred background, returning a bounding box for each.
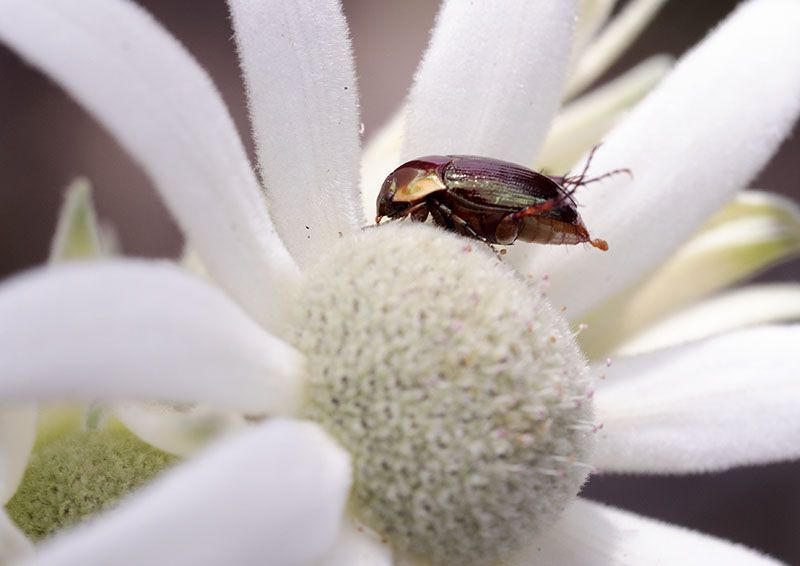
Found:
[1,0,798,562]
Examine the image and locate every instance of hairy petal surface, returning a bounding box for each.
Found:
[511,499,782,565]
[616,283,800,356]
[536,55,672,173]
[0,261,304,415]
[403,0,578,163]
[513,0,800,320]
[228,0,363,267]
[593,325,800,473]
[578,190,800,357]
[564,0,668,98]
[24,420,351,566]
[0,0,297,330]
[0,407,37,504]
[360,108,406,221]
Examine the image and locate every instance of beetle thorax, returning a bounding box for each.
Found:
[391,170,447,202]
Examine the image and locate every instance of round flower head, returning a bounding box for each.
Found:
[296,223,594,563]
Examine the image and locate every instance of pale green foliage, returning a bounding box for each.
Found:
[6,428,176,541]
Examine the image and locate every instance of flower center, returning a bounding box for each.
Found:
[292,223,595,565]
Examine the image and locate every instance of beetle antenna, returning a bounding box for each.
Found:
[562,143,602,190]
[560,143,632,199]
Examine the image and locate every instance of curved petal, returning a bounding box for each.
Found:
[0,260,305,415]
[593,325,800,473]
[616,283,800,356]
[310,517,392,566]
[513,0,800,320]
[228,0,364,268]
[570,0,616,61]
[402,0,579,163]
[26,420,351,566]
[578,190,800,357]
[114,401,247,457]
[0,0,298,330]
[564,0,669,98]
[535,54,672,174]
[510,498,781,565]
[359,108,406,220]
[1,509,33,563]
[0,406,37,504]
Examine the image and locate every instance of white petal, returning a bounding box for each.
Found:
[0,407,37,504]
[570,0,617,61]
[228,0,364,268]
[512,498,782,565]
[514,0,800,320]
[114,401,247,457]
[403,0,579,163]
[310,517,392,566]
[49,178,105,262]
[0,508,33,563]
[359,108,406,221]
[26,419,351,566]
[564,0,668,98]
[593,325,800,473]
[536,54,672,173]
[616,283,800,356]
[0,260,304,415]
[578,190,800,358]
[0,0,297,330]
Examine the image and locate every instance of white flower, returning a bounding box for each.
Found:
[1,0,800,565]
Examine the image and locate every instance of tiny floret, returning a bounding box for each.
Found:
[293,223,595,565]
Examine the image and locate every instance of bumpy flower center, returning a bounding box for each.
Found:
[292,223,595,565]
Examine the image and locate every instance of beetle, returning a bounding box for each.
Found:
[375,148,628,251]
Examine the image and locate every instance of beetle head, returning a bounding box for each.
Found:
[376,157,451,222]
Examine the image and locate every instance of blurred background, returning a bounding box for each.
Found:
[1,0,798,562]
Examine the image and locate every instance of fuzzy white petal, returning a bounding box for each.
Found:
[594,325,800,473]
[511,498,781,565]
[578,190,800,358]
[403,0,578,163]
[0,0,297,330]
[114,402,247,457]
[0,407,37,504]
[564,0,668,98]
[0,260,304,415]
[228,0,363,268]
[514,0,800,320]
[616,283,800,356]
[360,108,406,222]
[536,54,672,174]
[0,509,33,563]
[25,420,351,566]
[310,518,392,566]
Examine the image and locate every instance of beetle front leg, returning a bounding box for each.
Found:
[375,201,429,225]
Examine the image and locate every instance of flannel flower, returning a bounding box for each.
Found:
[0,0,799,564]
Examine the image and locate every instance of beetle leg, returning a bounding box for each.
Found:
[378,201,430,225]
[430,198,490,244]
[510,199,558,220]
